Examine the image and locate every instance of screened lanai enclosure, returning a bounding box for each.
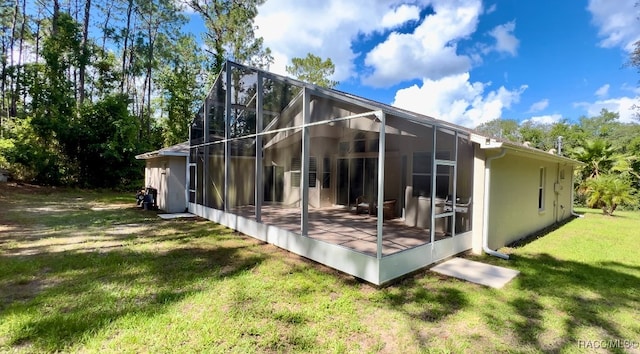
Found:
[189,61,476,285]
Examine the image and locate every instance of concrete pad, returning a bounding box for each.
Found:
[158,213,196,220]
[430,257,519,289]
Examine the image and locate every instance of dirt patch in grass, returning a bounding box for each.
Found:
[0,267,60,307]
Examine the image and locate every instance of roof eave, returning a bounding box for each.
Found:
[471,133,584,165]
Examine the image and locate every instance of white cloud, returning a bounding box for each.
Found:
[485,4,497,14]
[522,114,563,125]
[621,83,640,95]
[487,21,519,56]
[381,4,421,28]
[392,72,527,128]
[574,96,640,123]
[528,99,549,113]
[363,0,482,87]
[587,0,640,52]
[595,84,610,98]
[254,0,524,126]
[255,0,435,82]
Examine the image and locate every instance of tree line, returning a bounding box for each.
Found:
[476,108,640,214]
[1,0,638,214]
[0,0,272,188]
[0,0,337,189]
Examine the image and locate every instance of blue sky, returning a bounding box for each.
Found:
[230,0,639,128]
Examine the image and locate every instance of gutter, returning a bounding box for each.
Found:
[483,148,510,260]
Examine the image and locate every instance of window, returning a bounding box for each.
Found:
[412,152,431,197]
[435,151,451,199]
[538,167,545,210]
[412,151,451,197]
[353,133,366,153]
[291,157,317,188]
[368,138,379,153]
[322,157,330,188]
[309,157,317,188]
[291,157,301,188]
[339,142,350,155]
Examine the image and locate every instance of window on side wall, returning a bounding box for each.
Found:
[538,167,545,211]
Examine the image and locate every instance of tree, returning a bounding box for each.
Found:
[188,0,272,81]
[474,118,521,142]
[579,109,620,139]
[157,35,204,145]
[548,120,587,155]
[74,93,141,188]
[629,38,639,120]
[78,0,91,105]
[286,53,338,88]
[570,139,616,180]
[134,0,186,142]
[519,121,549,150]
[584,174,636,215]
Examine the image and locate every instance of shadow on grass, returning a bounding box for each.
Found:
[0,207,232,256]
[373,275,469,346]
[491,253,639,353]
[0,242,267,352]
[506,215,580,249]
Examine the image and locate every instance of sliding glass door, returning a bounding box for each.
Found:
[337,157,378,208]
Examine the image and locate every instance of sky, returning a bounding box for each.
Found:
[212,0,640,129]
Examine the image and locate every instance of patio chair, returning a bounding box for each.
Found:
[444,195,471,213]
[444,196,472,231]
[381,199,396,219]
[355,195,372,215]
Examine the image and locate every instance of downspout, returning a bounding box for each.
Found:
[555,163,560,223]
[483,148,509,260]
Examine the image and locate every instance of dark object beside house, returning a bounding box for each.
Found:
[0,169,10,183]
[136,187,158,210]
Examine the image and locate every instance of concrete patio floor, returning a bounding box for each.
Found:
[229,205,455,257]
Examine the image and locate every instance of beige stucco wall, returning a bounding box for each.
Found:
[145,158,165,209]
[486,152,574,249]
[144,156,187,213]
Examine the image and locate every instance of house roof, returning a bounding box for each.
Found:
[195,60,582,167]
[470,134,583,165]
[135,141,189,160]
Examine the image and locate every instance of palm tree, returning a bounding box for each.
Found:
[571,139,615,179]
[585,174,635,215]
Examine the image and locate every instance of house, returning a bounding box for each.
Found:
[187,61,581,285]
[135,142,189,213]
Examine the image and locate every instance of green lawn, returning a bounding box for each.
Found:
[1,184,638,353]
